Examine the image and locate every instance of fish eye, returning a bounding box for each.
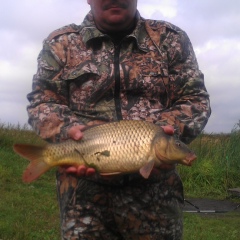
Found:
[175,141,181,147]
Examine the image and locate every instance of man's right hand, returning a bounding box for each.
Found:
[62,124,97,177]
[67,125,86,140]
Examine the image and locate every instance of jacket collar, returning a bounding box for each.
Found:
[80,11,149,52]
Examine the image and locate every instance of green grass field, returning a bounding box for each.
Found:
[0,122,240,239]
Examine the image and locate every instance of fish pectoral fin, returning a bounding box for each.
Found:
[139,160,155,179]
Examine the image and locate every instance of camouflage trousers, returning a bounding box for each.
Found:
[56,169,184,240]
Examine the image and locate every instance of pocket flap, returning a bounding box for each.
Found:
[62,61,100,80]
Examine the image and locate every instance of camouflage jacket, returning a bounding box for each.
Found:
[27,11,211,144]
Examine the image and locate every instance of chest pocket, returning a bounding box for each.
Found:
[61,61,100,81]
[61,62,114,107]
[129,66,168,96]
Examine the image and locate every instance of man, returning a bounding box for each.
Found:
[27,0,211,239]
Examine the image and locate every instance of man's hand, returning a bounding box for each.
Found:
[156,125,176,171]
[62,124,97,177]
[161,125,174,136]
[65,165,96,176]
[67,125,86,140]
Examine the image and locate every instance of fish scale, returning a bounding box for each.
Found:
[72,121,157,173]
[13,120,197,182]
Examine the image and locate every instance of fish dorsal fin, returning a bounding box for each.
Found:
[13,144,50,183]
[139,160,155,179]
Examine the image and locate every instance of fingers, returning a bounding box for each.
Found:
[67,122,106,141]
[68,125,86,140]
[65,125,96,177]
[86,120,107,126]
[76,165,96,176]
[64,165,96,177]
[161,125,174,135]
[158,125,175,170]
[85,168,96,176]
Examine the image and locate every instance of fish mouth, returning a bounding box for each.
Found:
[182,153,197,166]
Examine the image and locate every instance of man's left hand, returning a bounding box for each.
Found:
[155,125,176,171]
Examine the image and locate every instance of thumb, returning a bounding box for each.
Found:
[72,131,83,140]
[161,125,174,135]
[68,125,85,140]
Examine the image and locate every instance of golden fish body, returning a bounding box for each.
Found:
[14,120,196,182]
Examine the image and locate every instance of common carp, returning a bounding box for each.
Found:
[13,120,196,183]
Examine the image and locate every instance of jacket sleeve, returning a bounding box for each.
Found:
[156,29,211,143]
[27,37,82,142]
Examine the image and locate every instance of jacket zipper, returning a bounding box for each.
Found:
[114,44,123,120]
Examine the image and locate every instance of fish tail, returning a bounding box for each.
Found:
[13,144,50,183]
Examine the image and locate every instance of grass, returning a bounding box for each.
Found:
[178,131,240,198]
[0,122,240,239]
[183,212,240,240]
[0,123,60,239]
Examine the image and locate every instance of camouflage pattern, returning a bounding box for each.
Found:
[27,11,210,144]
[27,11,211,240]
[57,169,184,240]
